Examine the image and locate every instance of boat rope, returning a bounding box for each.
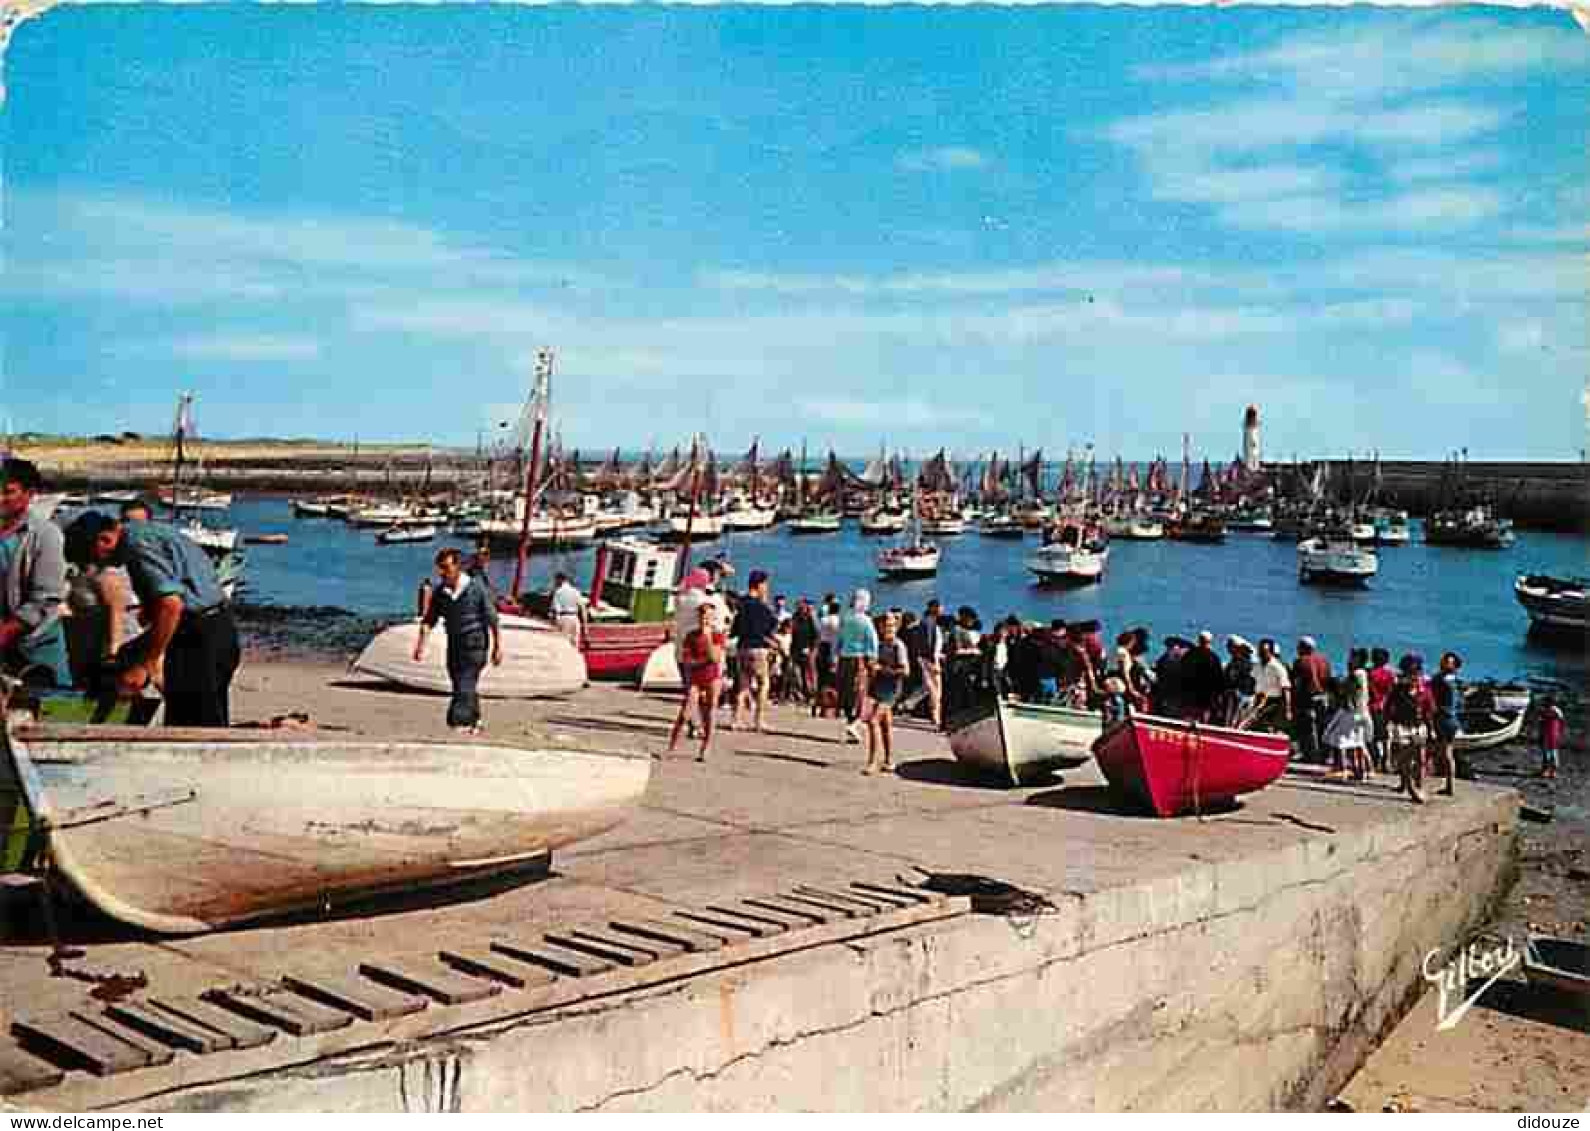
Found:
[903,867,1060,939]
[1188,720,1205,822]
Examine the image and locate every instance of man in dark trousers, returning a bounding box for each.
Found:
[1179,630,1228,721]
[413,546,502,734]
[1291,636,1333,762]
[63,510,240,726]
[729,568,778,732]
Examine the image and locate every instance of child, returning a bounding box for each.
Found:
[1539,697,1566,780]
[1322,676,1371,782]
[1386,655,1434,804]
[1099,674,1131,729]
[863,613,909,775]
[668,603,726,762]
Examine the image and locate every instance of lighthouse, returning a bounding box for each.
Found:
[1242,405,1261,473]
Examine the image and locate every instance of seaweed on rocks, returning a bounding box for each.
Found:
[232,600,405,662]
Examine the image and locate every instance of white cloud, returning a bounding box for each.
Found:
[896,147,989,173]
[166,334,323,363]
[1388,149,1505,185]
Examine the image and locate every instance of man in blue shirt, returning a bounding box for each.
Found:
[414,547,503,734]
[729,569,778,733]
[63,510,240,726]
[0,458,70,688]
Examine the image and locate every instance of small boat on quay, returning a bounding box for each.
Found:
[376,523,437,544]
[353,614,586,698]
[1027,521,1108,585]
[1090,714,1291,817]
[1465,680,1533,715]
[0,707,651,935]
[946,698,1100,786]
[1514,574,1588,634]
[1297,530,1378,585]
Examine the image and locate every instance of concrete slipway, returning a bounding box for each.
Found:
[0,677,1518,1112]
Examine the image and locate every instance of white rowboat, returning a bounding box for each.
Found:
[946,698,1100,786]
[352,615,586,698]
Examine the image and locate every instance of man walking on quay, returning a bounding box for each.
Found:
[730,568,778,733]
[0,458,70,688]
[63,508,240,726]
[413,547,502,734]
[549,570,587,649]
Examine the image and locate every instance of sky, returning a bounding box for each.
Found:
[2,4,1586,463]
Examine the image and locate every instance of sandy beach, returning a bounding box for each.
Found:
[213,653,1588,1111]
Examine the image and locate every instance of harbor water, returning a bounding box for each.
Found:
[221,495,1586,689]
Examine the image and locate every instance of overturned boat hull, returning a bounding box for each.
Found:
[1,724,651,934]
[352,616,586,698]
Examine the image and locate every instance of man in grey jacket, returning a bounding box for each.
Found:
[0,458,70,687]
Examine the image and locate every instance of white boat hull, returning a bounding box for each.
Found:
[377,525,437,544]
[722,509,777,531]
[353,617,586,698]
[637,643,683,691]
[876,546,941,579]
[920,519,967,536]
[478,517,598,546]
[1026,545,1108,584]
[946,699,1100,786]
[2,724,650,934]
[1298,539,1378,584]
[1452,710,1526,752]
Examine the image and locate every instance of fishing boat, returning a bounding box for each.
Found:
[158,486,232,512]
[1090,714,1291,817]
[1225,507,1274,533]
[919,513,967,536]
[1027,521,1108,585]
[478,513,598,547]
[0,711,650,934]
[858,507,908,535]
[1101,512,1164,540]
[349,502,419,528]
[787,509,842,534]
[1514,574,1588,633]
[946,698,1100,786]
[1297,530,1378,585]
[1165,512,1227,543]
[243,532,290,546]
[1523,936,1590,1000]
[1014,499,1051,530]
[721,503,777,531]
[1451,708,1527,752]
[353,614,586,697]
[1426,505,1515,549]
[376,523,437,544]
[662,513,725,541]
[876,512,940,580]
[1373,510,1412,546]
[977,510,1026,539]
[290,499,331,518]
[91,489,142,506]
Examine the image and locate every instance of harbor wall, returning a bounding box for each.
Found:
[142,789,1518,1113]
[1315,460,1589,533]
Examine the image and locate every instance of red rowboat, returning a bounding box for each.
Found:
[1090,714,1291,817]
[583,621,672,680]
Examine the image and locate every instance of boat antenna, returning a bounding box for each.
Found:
[510,348,554,602]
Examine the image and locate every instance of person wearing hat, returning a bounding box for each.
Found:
[0,457,70,688]
[1291,636,1333,763]
[729,568,778,733]
[1222,635,1257,726]
[62,507,239,726]
[1385,653,1435,803]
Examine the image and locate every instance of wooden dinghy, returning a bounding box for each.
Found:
[1,720,651,934]
[1452,709,1527,752]
[352,615,586,698]
[1091,714,1290,817]
[946,698,1100,786]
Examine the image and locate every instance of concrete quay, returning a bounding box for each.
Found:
[1,669,1519,1111]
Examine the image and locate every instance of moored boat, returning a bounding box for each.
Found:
[1514,574,1588,633]
[919,514,967,536]
[376,523,437,544]
[946,698,1099,786]
[859,507,908,535]
[1090,713,1291,817]
[876,541,940,580]
[1373,511,1412,546]
[1165,512,1227,543]
[1027,521,1108,585]
[787,510,842,534]
[977,511,1026,539]
[1297,533,1378,585]
[1,712,650,934]
[1426,505,1515,549]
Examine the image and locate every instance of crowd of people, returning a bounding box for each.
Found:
[655,558,1568,803]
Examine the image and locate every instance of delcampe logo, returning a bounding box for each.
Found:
[1422,933,1521,1031]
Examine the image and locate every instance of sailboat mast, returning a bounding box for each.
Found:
[510,348,554,602]
[677,435,704,577]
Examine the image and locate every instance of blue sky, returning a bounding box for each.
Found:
[2,4,1586,462]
